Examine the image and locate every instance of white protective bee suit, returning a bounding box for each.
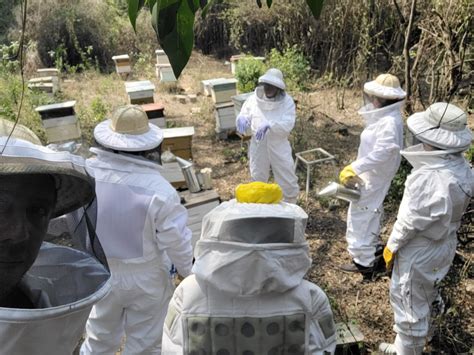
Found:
[346,77,405,267]
[81,106,193,354]
[238,70,299,203]
[382,103,473,355]
[162,200,337,354]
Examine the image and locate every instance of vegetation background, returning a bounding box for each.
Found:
[0,0,472,353]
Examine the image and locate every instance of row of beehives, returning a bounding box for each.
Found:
[27,68,61,96]
[112,50,176,83]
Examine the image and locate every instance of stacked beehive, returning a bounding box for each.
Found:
[112,54,132,77]
[155,50,177,83]
[208,78,238,139]
[28,68,60,96]
[35,101,81,143]
[125,80,155,105]
[141,103,166,128]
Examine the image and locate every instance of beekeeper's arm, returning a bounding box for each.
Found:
[268,97,296,138]
[387,173,450,253]
[153,193,193,277]
[308,283,337,354]
[351,118,401,175]
[162,278,186,352]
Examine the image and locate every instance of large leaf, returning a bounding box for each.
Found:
[305,0,324,18]
[127,0,146,32]
[152,0,199,78]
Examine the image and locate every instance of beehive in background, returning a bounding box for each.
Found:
[200,78,225,97]
[35,101,81,143]
[112,54,132,75]
[231,92,253,117]
[141,103,166,128]
[179,189,220,249]
[161,126,195,160]
[215,102,236,132]
[156,64,177,82]
[209,78,238,104]
[155,49,170,65]
[125,80,155,105]
[36,68,60,91]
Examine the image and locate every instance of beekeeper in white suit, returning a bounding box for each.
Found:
[162,182,337,354]
[80,105,193,354]
[379,103,473,355]
[0,134,111,355]
[339,74,406,275]
[236,68,299,203]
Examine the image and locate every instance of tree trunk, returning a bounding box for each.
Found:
[403,0,417,114]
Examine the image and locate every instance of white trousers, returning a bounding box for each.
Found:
[249,137,299,202]
[390,237,456,354]
[346,182,390,267]
[80,261,174,355]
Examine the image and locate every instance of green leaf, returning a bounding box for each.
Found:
[127,0,146,32]
[147,0,157,11]
[266,0,272,7]
[305,0,324,18]
[256,0,262,8]
[152,0,199,78]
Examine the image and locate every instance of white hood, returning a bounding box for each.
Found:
[358,100,404,126]
[192,200,312,296]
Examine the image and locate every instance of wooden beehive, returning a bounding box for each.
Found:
[200,78,226,97]
[28,82,55,96]
[156,64,177,82]
[179,189,220,249]
[112,54,132,74]
[231,92,253,117]
[210,78,238,104]
[125,80,155,105]
[161,126,195,160]
[215,102,236,132]
[161,162,186,189]
[35,101,81,143]
[141,103,166,128]
[155,49,170,65]
[28,76,59,95]
[36,68,60,91]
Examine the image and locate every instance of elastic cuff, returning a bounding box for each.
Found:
[350,161,363,175]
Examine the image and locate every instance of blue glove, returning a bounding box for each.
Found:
[236,115,250,134]
[256,122,270,141]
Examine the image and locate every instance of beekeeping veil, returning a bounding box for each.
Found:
[0,134,111,355]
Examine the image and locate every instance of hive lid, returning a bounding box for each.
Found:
[35,101,76,112]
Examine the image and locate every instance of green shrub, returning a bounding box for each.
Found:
[235,56,266,93]
[385,158,411,212]
[0,41,20,73]
[267,46,310,91]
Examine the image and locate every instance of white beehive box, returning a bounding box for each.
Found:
[125,80,155,104]
[200,78,226,97]
[35,101,81,143]
[156,64,177,82]
[112,54,132,74]
[179,189,220,249]
[231,92,253,117]
[210,78,238,104]
[215,102,236,131]
[155,49,170,65]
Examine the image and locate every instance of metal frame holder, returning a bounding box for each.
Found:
[294,148,337,197]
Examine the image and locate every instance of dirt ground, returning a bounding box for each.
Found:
[62,52,472,354]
